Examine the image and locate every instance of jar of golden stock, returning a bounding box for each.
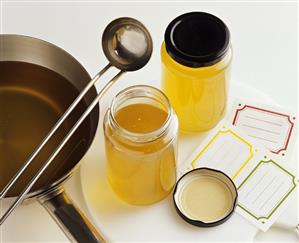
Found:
[161,12,232,132]
[103,85,178,205]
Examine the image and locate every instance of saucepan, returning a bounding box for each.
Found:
[0,16,152,242]
[0,34,104,242]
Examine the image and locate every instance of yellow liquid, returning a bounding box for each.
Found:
[161,43,231,132]
[104,104,177,205]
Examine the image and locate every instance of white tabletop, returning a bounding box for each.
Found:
[1,1,297,242]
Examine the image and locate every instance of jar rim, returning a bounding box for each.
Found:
[109,85,174,143]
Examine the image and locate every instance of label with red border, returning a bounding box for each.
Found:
[230,101,297,157]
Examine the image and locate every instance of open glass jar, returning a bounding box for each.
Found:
[161,12,232,133]
[103,85,179,205]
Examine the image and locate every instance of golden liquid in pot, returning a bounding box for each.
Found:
[0,61,92,197]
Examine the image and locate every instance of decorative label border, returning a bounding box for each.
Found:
[191,128,254,179]
[237,159,297,223]
[232,104,295,154]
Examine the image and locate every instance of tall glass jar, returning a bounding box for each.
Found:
[161,12,232,133]
[103,85,179,205]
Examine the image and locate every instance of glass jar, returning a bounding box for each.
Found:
[161,12,232,133]
[103,85,179,205]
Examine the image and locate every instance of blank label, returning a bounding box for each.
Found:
[232,104,296,155]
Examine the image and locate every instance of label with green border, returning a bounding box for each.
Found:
[237,159,297,222]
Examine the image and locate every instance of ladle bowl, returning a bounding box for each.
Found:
[102,17,153,71]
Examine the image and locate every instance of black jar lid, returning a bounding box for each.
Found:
[164,12,230,68]
[173,168,238,227]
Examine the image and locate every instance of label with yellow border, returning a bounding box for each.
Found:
[179,121,258,179]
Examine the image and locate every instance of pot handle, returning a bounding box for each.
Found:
[38,187,105,243]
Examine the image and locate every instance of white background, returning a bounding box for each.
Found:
[0,1,297,242]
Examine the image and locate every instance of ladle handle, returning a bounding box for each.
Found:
[39,187,105,243]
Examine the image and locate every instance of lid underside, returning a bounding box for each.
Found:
[173,168,238,227]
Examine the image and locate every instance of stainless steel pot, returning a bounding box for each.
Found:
[0,35,104,242]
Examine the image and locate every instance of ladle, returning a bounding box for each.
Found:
[0,17,153,225]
